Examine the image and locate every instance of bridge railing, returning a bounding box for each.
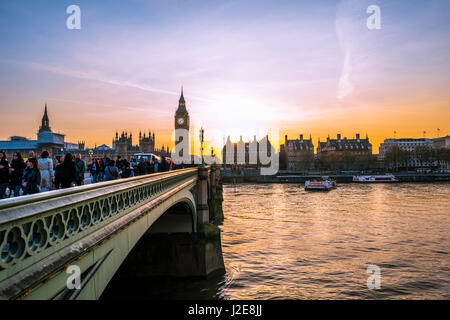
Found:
[0,168,198,286]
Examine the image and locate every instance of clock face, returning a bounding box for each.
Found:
[177,117,185,125]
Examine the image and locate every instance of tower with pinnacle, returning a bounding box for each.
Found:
[39,104,52,133]
[174,87,190,131]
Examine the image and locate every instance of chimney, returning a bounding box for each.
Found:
[300,134,303,141]
[285,135,288,144]
[337,133,341,141]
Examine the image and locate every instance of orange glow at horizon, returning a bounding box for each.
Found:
[1,93,449,155]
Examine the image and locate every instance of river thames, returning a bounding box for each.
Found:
[102,182,450,300]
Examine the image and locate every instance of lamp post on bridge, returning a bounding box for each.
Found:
[199,127,205,168]
[197,127,210,226]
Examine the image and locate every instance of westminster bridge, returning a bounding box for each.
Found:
[0,166,224,300]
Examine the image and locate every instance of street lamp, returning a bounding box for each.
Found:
[199,127,204,167]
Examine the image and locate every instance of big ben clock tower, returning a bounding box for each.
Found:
[175,86,190,130]
[174,87,190,161]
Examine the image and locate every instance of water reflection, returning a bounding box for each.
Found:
[102,182,450,300]
[218,183,450,299]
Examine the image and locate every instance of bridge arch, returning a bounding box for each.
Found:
[147,194,197,234]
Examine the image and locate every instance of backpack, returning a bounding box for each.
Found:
[107,166,119,179]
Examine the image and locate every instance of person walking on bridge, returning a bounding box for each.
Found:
[54,155,64,189]
[38,151,54,192]
[90,158,100,183]
[160,156,169,172]
[137,157,147,176]
[75,154,86,186]
[152,156,159,173]
[100,155,109,181]
[9,152,26,197]
[60,153,76,189]
[104,159,120,181]
[0,151,10,199]
[22,158,41,195]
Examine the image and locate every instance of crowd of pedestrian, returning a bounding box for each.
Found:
[88,155,176,183]
[0,150,181,199]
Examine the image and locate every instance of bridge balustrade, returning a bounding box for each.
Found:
[0,168,198,291]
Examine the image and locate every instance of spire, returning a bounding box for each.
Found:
[39,103,51,133]
[176,86,187,112]
[179,86,185,104]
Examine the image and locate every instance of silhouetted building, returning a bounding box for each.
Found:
[281,134,314,170]
[317,133,372,160]
[222,135,273,168]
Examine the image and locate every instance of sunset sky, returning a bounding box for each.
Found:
[0,0,449,153]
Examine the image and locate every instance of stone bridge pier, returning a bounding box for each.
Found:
[0,166,225,300]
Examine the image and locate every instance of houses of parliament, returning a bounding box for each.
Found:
[108,130,170,160]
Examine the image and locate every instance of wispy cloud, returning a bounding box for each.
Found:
[337,48,353,100]
[1,59,216,103]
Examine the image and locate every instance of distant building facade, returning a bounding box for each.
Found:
[0,105,79,159]
[378,138,437,168]
[378,138,434,160]
[280,134,314,170]
[222,135,273,168]
[317,133,372,160]
[432,135,450,149]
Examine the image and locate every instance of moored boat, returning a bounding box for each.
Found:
[305,179,333,191]
[352,174,399,183]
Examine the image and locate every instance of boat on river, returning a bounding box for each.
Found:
[305,177,334,191]
[352,174,399,183]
